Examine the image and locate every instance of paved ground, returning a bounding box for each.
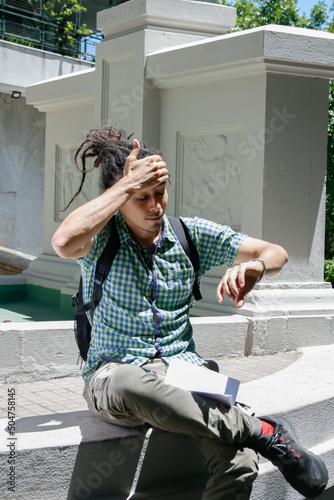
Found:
[0,351,299,419]
[214,351,300,383]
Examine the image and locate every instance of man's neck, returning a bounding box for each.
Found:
[135,227,162,249]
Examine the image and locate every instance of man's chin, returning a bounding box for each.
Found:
[146,218,163,232]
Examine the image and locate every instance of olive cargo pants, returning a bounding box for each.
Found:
[83,359,261,499]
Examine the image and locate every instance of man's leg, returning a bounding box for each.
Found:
[191,438,258,500]
[83,360,328,499]
[83,360,261,444]
[84,360,260,499]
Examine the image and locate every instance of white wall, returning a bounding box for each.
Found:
[0,40,94,256]
[263,73,329,282]
[24,2,334,330]
[0,94,45,255]
[158,73,266,314]
[0,40,93,96]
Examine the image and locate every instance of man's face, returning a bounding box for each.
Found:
[120,182,168,240]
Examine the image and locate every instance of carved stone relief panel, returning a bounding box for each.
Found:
[175,125,243,229]
[54,144,96,222]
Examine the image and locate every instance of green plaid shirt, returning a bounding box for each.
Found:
[78,211,246,380]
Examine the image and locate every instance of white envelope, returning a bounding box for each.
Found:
[165,358,240,407]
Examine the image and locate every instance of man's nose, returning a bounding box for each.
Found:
[148,196,161,211]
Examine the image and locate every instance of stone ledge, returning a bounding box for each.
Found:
[238,345,334,426]
[0,246,35,272]
[1,318,333,384]
[1,414,208,500]
[1,345,334,499]
[3,346,332,453]
[147,24,334,90]
[1,409,332,500]
[97,0,236,39]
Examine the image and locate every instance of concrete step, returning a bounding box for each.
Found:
[254,446,334,500]
[1,413,332,500]
[0,345,333,499]
[0,412,208,500]
[237,344,334,447]
[0,312,327,384]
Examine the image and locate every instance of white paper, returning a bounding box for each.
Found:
[165,358,240,407]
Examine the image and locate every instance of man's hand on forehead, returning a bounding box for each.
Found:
[123,140,169,192]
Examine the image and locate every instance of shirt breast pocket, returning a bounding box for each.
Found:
[167,266,194,297]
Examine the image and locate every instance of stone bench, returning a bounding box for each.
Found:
[1,345,333,499]
[2,410,208,499]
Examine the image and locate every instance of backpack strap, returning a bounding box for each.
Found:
[78,214,202,320]
[83,216,120,316]
[167,215,202,301]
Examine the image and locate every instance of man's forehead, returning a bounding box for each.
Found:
[140,181,167,193]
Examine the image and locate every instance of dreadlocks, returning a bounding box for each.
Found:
[62,125,161,211]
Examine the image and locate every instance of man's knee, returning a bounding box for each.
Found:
[102,364,145,398]
[87,363,145,414]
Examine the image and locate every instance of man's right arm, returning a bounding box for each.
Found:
[52,180,133,259]
[52,140,168,259]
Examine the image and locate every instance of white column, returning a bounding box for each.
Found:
[94,0,236,141]
[24,0,236,294]
[147,25,334,351]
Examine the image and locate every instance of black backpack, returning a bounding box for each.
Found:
[72,215,202,362]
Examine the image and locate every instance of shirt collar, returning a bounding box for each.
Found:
[114,210,132,245]
[164,214,179,243]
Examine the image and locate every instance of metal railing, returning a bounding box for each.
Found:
[0,0,102,60]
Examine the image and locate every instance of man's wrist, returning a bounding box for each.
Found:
[249,258,266,282]
[111,176,138,200]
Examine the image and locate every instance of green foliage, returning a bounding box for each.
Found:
[3,35,39,49]
[27,0,93,56]
[219,0,331,29]
[307,1,328,29]
[326,80,334,259]
[219,1,261,30]
[326,0,334,32]
[258,0,300,26]
[324,258,334,285]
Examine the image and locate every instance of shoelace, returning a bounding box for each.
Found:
[268,433,288,454]
[266,432,301,473]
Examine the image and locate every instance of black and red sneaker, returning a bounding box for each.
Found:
[254,416,328,498]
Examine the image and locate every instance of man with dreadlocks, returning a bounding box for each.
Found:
[52,126,328,499]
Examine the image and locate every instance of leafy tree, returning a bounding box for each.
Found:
[27,0,92,56]
[220,0,330,29]
[326,80,334,262]
[220,0,301,28]
[306,1,329,29]
[258,0,301,26]
[221,1,261,30]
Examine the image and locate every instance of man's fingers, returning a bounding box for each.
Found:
[216,284,224,304]
[216,274,234,303]
[124,139,141,176]
[129,139,140,160]
[132,139,140,157]
[235,290,246,308]
[216,265,248,306]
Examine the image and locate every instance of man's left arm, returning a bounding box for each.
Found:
[216,237,288,308]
